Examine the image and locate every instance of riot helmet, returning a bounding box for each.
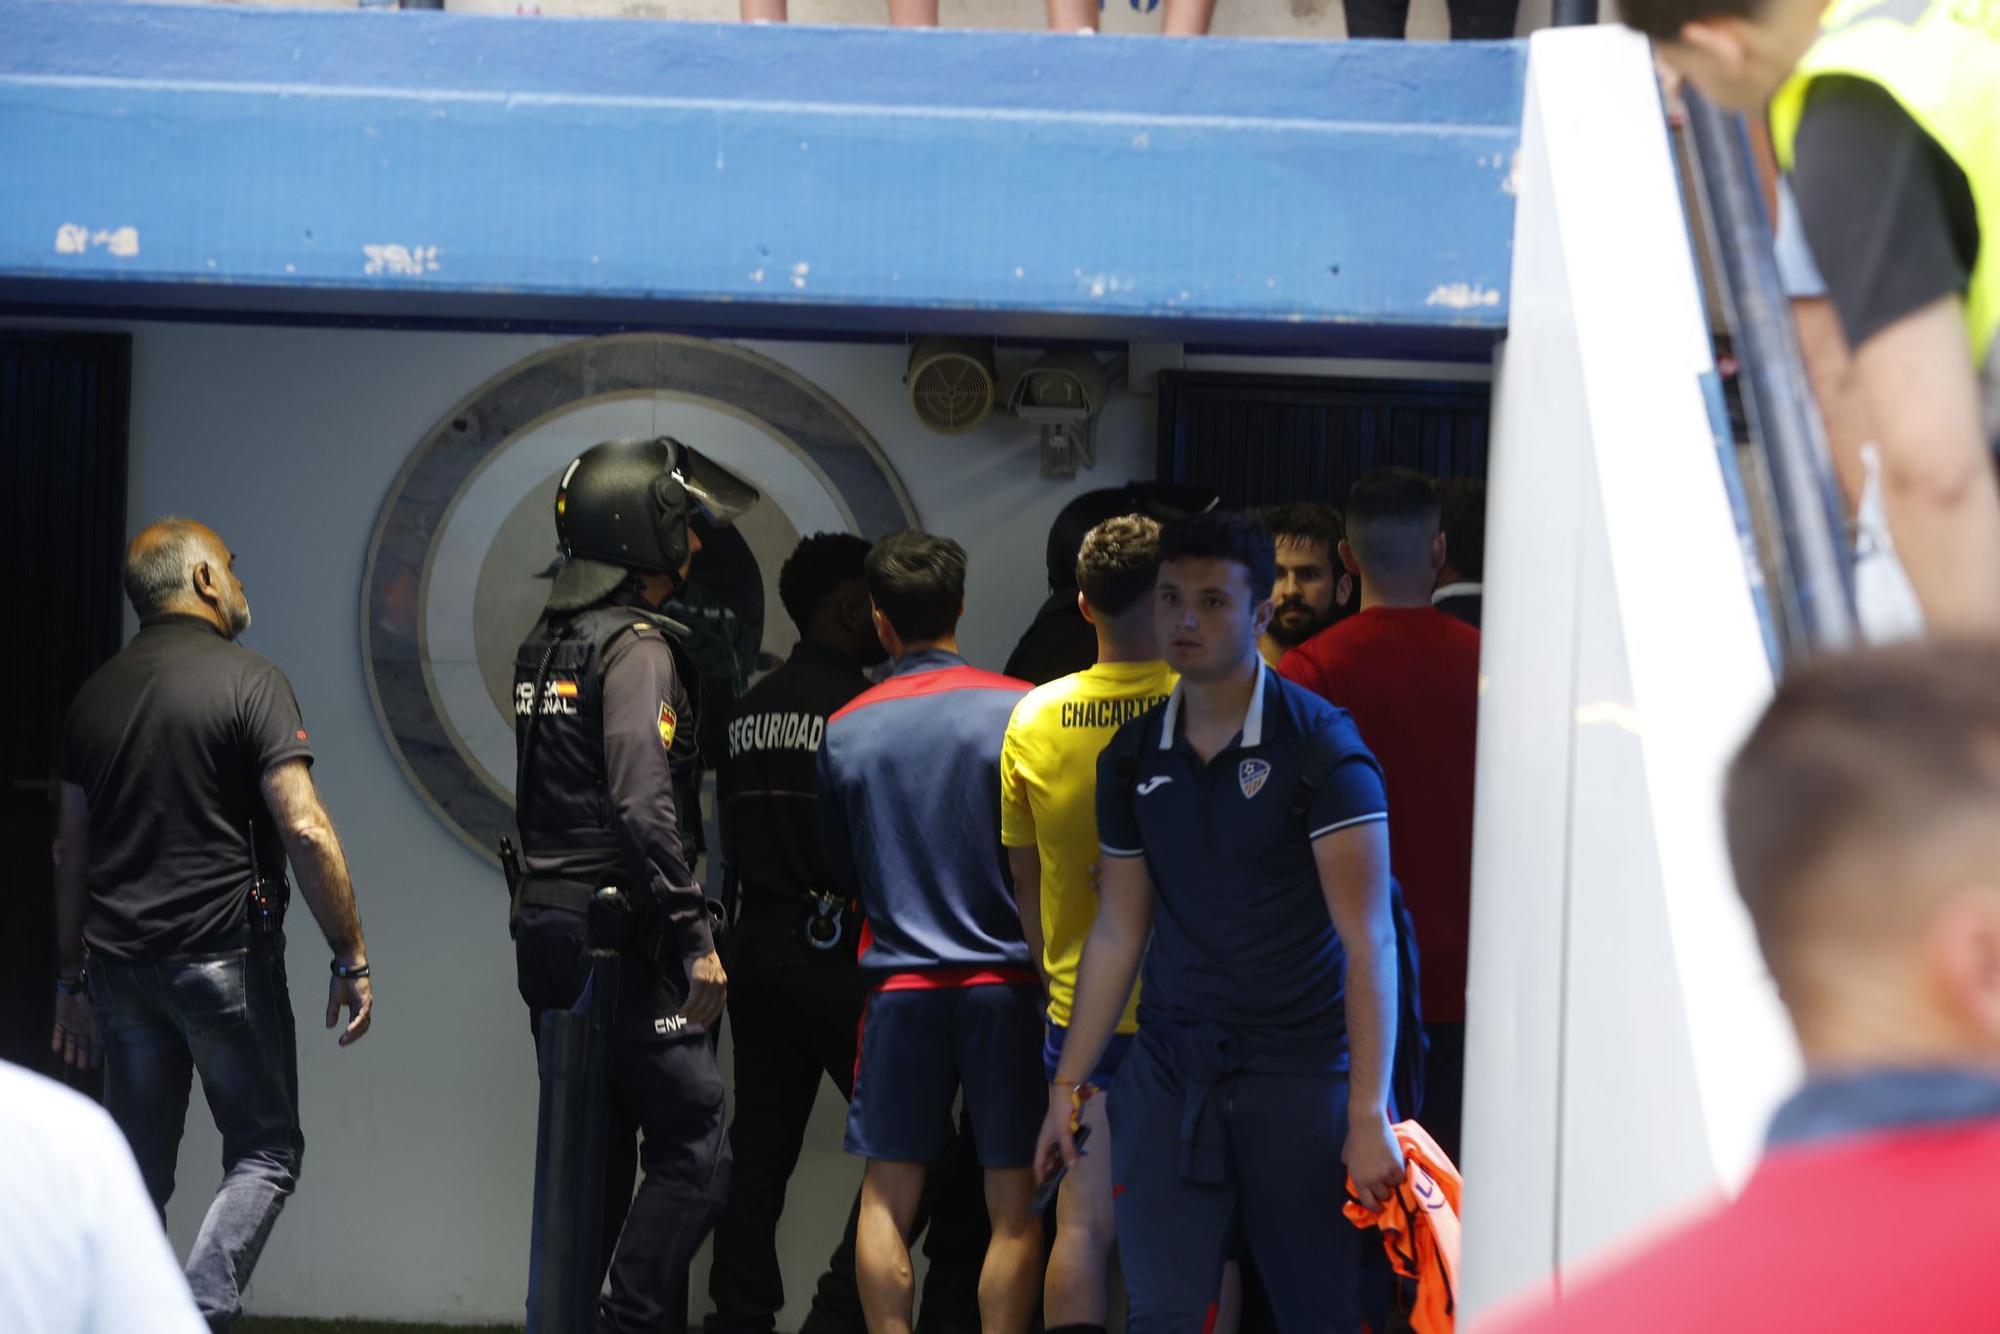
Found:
[546,436,761,611]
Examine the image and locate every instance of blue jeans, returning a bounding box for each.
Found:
[1109,1033,1360,1333]
[89,940,303,1328]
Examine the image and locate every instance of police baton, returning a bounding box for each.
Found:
[525,946,618,1333]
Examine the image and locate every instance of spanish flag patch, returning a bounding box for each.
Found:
[657,701,677,750]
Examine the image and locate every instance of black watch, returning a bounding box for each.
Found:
[331,959,371,980]
[55,972,87,997]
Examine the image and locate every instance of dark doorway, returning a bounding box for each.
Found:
[1156,370,1491,508]
[2,330,131,1074]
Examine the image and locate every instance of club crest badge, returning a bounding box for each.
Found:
[1238,758,1271,799]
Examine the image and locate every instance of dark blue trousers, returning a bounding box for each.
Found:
[1109,1032,1361,1334]
[516,905,731,1334]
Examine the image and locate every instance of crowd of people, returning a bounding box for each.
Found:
[704,466,1487,1333]
[18,0,2000,1324]
[26,443,1486,1333]
[27,430,2000,1334]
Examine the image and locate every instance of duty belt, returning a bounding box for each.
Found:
[740,884,852,951]
[518,878,599,913]
[521,878,649,957]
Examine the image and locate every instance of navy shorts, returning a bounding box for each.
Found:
[1042,1020,1136,1086]
[846,984,1044,1169]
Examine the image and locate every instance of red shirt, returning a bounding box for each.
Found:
[1483,1119,2000,1332]
[1278,607,1478,1022]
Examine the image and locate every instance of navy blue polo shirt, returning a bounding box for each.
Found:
[1096,664,1387,1068]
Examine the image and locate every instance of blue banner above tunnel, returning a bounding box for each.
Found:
[0,1,1523,356]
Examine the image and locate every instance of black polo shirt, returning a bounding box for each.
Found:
[1096,664,1387,1068]
[59,614,314,961]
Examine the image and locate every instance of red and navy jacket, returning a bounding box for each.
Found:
[1486,1068,2000,1333]
[816,648,1034,987]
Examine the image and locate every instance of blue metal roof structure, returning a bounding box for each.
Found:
[0,0,1524,357]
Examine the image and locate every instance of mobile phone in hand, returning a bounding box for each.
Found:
[1033,1123,1093,1214]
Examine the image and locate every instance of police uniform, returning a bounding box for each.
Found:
[1094,664,1389,1334]
[513,593,729,1334]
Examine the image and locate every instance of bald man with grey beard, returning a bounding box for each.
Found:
[53,517,372,1330]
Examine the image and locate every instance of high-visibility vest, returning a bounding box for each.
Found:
[1768,0,2000,425]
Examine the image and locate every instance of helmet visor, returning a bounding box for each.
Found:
[674,446,761,528]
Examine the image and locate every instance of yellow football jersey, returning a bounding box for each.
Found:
[1000,659,1176,1032]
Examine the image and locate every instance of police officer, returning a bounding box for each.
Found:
[512,435,759,1334]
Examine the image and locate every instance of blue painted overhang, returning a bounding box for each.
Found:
[0,0,1523,357]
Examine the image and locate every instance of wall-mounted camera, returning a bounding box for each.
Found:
[1009,349,1107,479]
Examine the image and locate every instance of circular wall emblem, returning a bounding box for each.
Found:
[362,334,917,862]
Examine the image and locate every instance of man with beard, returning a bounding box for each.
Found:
[1278,469,1480,1161]
[1255,504,1354,667]
[1431,479,1484,630]
[53,518,374,1329]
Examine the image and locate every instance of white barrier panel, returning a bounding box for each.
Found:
[1461,25,1801,1323]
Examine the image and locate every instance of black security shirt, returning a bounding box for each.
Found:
[1791,76,1979,353]
[718,640,869,908]
[59,615,313,961]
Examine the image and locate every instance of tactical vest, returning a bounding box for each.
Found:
[513,603,700,879]
[1769,0,2000,437]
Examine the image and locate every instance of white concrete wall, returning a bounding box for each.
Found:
[14,317,1472,1324]
[118,323,1148,1325]
[1461,27,1795,1325]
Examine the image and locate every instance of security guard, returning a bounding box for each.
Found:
[705,531,884,1334]
[512,435,759,1334]
[705,533,992,1334]
[1631,0,2000,633]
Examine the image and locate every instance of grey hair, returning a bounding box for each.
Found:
[122,517,212,618]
